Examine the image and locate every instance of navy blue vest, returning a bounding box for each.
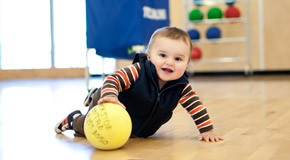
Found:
[118,53,189,137]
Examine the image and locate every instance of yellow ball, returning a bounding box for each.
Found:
[84,103,132,150]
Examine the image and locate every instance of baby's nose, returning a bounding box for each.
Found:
[166,59,174,66]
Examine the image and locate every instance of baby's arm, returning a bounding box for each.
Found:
[97,63,141,108]
[179,84,223,142]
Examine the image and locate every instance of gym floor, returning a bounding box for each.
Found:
[0,75,290,160]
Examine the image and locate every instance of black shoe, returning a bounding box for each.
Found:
[55,110,82,134]
[83,87,98,106]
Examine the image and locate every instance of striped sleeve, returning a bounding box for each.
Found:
[179,83,214,133]
[101,62,141,98]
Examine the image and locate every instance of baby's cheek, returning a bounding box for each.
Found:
[177,65,187,73]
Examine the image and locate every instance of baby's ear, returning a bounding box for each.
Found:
[146,53,150,60]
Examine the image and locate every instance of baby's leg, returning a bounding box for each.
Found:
[73,88,102,136]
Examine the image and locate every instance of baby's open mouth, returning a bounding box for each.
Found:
[162,68,173,73]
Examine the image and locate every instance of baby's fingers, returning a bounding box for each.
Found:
[209,136,216,142]
[97,97,126,109]
[199,135,224,142]
[199,135,209,142]
[210,135,223,141]
[98,96,117,104]
[217,136,224,141]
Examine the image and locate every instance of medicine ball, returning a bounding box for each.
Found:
[194,0,203,6]
[187,29,200,40]
[206,27,221,39]
[225,6,240,18]
[225,0,235,6]
[191,47,202,60]
[207,7,223,19]
[189,9,203,21]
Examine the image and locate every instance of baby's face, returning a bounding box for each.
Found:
[147,36,190,83]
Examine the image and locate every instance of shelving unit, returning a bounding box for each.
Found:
[183,0,252,75]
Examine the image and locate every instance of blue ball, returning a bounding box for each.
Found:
[225,0,235,6]
[194,0,203,6]
[188,29,200,40]
[206,27,221,39]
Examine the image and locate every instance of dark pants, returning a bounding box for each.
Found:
[73,88,102,136]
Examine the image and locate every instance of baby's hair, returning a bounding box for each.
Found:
[146,26,193,56]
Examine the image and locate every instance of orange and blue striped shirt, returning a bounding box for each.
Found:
[100,62,213,133]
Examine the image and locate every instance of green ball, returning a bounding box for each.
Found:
[189,9,203,21]
[207,7,223,19]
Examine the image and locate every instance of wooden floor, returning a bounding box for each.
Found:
[1,75,290,160]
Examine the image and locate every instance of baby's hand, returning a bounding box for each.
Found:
[97,96,126,109]
[199,130,224,142]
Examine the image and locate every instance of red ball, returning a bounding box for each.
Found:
[191,47,202,60]
[225,6,240,18]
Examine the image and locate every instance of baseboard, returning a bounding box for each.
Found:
[91,70,290,77]
[0,68,86,80]
[2,69,288,80]
[188,70,290,76]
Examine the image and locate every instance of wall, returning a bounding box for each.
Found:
[170,0,290,72]
[2,0,290,80]
[263,0,290,70]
